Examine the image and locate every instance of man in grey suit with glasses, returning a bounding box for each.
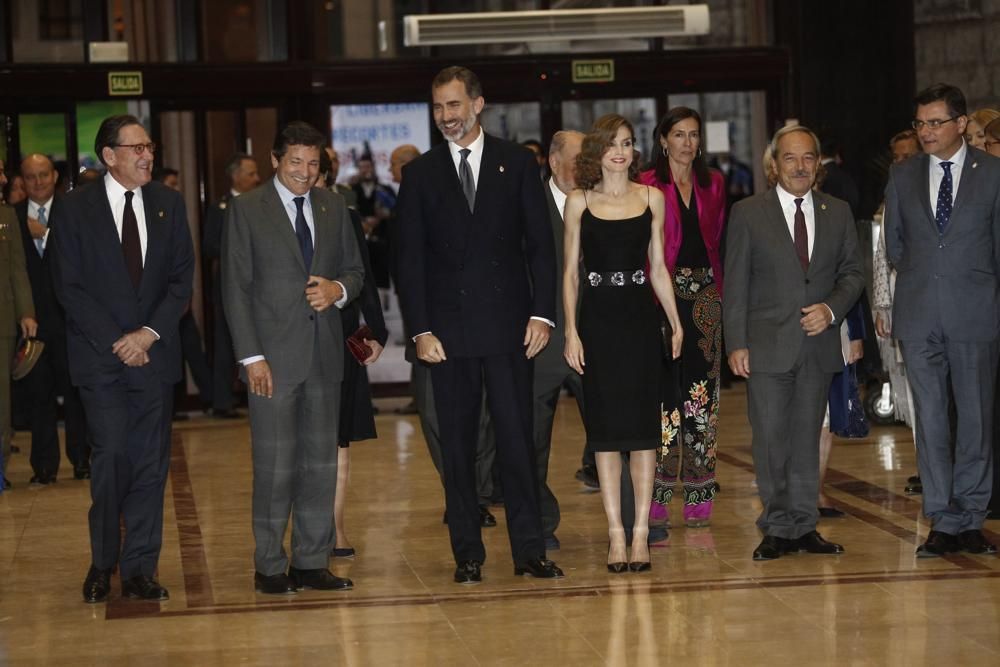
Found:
[884,83,1000,558]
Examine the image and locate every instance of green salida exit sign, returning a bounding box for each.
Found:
[572,59,615,83]
[108,71,143,96]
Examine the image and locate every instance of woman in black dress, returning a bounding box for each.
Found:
[564,114,683,571]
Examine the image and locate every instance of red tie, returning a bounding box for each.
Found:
[122,190,143,289]
[793,197,808,271]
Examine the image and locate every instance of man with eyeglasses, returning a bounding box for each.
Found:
[884,83,1000,558]
[50,115,195,602]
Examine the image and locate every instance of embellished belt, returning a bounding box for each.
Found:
[587,269,646,287]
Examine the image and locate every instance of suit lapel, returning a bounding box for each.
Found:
[261,182,307,273]
[309,188,328,274]
[544,180,563,273]
[429,144,473,249]
[475,135,501,220]
[810,191,829,275]
[948,147,980,223]
[140,184,167,293]
[917,153,936,229]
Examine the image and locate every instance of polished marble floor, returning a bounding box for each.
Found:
[1,384,999,666]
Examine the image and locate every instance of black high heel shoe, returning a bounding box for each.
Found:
[629,529,651,572]
[607,541,628,574]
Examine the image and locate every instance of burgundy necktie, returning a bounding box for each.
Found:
[793,197,809,271]
[122,190,143,289]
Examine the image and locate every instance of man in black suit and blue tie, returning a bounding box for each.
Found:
[396,66,563,583]
[884,83,1000,557]
[51,115,195,602]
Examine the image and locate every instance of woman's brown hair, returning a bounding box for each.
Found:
[575,113,639,190]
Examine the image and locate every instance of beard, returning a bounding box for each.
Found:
[437,112,478,143]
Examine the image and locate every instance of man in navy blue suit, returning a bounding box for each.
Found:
[51,115,194,603]
[396,66,561,584]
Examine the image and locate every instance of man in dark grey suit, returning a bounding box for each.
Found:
[223,121,365,594]
[532,130,584,549]
[724,124,864,561]
[884,83,1000,557]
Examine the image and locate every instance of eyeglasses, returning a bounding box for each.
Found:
[114,142,157,155]
[911,117,958,130]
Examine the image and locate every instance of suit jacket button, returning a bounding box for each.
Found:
[491,260,499,266]
[460,289,467,296]
[459,264,464,270]
[309,315,315,320]
[805,279,810,284]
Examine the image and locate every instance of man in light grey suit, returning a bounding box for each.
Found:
[884,83,1000,557]
[724,124,864,561]
[223,121,365,594]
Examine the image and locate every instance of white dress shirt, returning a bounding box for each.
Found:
[776,184,816,260]
[104,173,148,264]
[104,174,159,338]
[928,140,967,214]
[775,184,837,322]
[548,178,568,220]
[447,125,485,189]
[27,195,54,255]
[240,177,347,367]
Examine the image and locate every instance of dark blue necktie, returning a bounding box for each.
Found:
[293,196,313,270]
[935,161,953,234]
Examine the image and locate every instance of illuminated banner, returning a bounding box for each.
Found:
[330,103,431,184]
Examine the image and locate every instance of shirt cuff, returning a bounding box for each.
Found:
[142,326,160,340]
[412,331,432,342]
[822,304,836,325]
[333,281,349,309]
[241,355,265,366]
[530,316,555,328]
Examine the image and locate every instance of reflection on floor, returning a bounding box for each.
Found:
[1,384,999,665]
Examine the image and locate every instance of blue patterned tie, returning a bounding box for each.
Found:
[293,196,314,270]
[35,205,47,256]
[935,161,953,234]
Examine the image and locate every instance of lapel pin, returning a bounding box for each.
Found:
[499,165,505,173]
[821,203,827,210]
[973,162,978,169]
[158,210,165,218]
[321,205,327,212]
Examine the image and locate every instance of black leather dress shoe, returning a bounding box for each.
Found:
[454,560,482,584]
[288,566,353,591]
[907,474,921,485]
[330,546,356,559]
[254,571,297,595]
[479,506,497,528]
[752,535,795,561]
[575,465,600,489]
[29,474,56,486]
[958,529,998,554]
[82,566,112,603]
[1,477,10,490]
[905,479,923,495]
[514,558,564,578]
[795,531,844,554]
[916,530,958,558]
[121,575,169,600]
[818,506,846,518]
[73,465,91,480]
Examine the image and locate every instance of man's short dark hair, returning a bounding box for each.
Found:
[225,152,253,178]
[94,114,144,167]
[153,166,178,182]
[271,121,326,161]
[914,83,967,118]
[431,66,483,99]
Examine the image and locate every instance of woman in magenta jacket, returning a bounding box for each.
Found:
[639,107,726,528]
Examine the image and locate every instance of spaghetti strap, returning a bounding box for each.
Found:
[583,189,589,209]
[646,185,650,207]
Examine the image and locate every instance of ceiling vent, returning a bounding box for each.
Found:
[402,5,710,47]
